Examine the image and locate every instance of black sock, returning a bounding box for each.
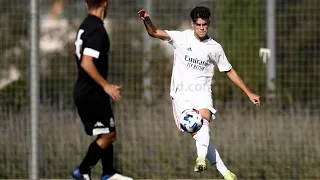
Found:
[79,141,104,174]
[101,144,116,175]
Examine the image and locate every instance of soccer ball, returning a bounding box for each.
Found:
[180,108,203,133]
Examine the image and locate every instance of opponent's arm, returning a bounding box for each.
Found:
[81,55,121,101]
[225,68,260,106]
[138,9,170,41]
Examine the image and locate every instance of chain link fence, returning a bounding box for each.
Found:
[0,0,319,179]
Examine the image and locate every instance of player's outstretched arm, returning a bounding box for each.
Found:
[225,68,261,106]
[138,9,170,41]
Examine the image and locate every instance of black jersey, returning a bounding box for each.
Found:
[73,14,110,101]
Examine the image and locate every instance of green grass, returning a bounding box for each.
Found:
[0,100,319,179]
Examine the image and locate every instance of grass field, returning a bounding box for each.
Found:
[0,100,319,179]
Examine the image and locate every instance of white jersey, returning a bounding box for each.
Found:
[165,29,232,101]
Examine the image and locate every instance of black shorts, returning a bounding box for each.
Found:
[75,99,115,136]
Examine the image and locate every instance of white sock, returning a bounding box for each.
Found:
[193,119,210,158]
[206,143,229,176]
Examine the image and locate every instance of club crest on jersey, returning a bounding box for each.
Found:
[186,47,192,51]
[110,117,115,127]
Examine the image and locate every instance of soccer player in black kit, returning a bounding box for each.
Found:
[72,0,132,180]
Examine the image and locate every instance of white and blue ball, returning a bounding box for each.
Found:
[180,108,203,133]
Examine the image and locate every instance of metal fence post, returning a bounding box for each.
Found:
[267,0,276,95]
[143,0,153,104]
[29,0,39,179]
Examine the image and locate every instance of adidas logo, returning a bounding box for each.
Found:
[187,47,192,51]
[94,121,104,127]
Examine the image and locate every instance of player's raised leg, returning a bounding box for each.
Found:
[192,108,211,172]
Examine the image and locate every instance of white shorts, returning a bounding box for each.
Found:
[171,97,217,132]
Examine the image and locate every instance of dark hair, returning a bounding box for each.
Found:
[190,6,211,22]
[86,0,107,9]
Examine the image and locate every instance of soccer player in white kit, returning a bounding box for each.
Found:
[138,6,260,180]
